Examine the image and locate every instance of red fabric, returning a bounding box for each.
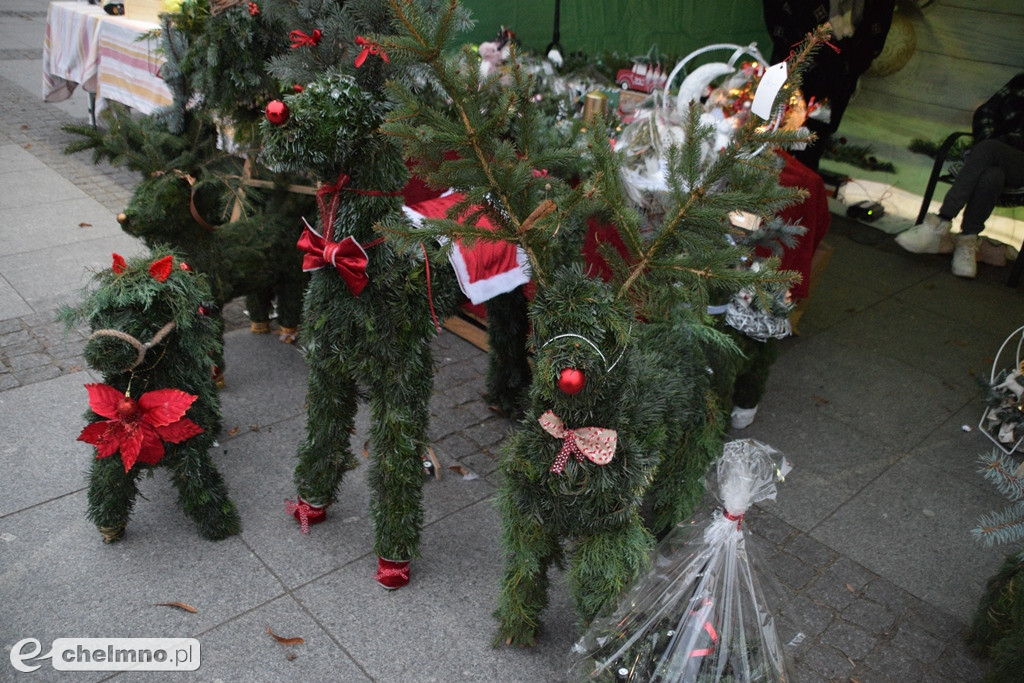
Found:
[375,557,410,589]
[767,150,831,300]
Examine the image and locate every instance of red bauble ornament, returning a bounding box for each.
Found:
[265,100,290,126]
[557,367,586,395]
[292,83,304,93]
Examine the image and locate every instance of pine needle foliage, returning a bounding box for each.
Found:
[59,248,241,541]
[255,0,462,561]
[377,1,828,644]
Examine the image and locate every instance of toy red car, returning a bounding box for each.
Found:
[616,65,665,93]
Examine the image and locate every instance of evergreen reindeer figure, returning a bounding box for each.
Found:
[61,250,241,543]
[257,2,460,587]
[378,0,816,643]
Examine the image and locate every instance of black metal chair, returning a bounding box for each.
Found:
[916,131,1024,287]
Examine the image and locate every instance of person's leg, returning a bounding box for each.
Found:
[940,139,1024,231]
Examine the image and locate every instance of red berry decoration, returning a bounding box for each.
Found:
[292,83,304,93]
[265,100,290,126]
[557,367,586,395]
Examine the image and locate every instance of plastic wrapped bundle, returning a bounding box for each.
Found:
[569,439,793,682]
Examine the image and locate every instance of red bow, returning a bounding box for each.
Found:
[297,219,370,296]
[354,35,389,67]
[290,29,322,48]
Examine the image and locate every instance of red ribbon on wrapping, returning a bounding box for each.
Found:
[723,509,744,530]
[354,35,389,67]
[538,410,616,474]
[290,29,322,48]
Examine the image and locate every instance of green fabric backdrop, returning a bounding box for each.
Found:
[458,0,772,61]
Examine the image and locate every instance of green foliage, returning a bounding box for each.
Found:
[379,0,823,645]
[967,554,1024,682]
[172,0,290,139]
[60,248,241,541]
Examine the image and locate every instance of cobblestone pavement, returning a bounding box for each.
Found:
[0,38,1002,681]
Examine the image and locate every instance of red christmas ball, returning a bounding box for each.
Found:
[265,100,290,126]
[557,367,586,395]
[116,397,138,420]
[292,83,304,93]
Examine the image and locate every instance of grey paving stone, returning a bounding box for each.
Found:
[293,498,577,682]
[862,642,926,682]
[843,597,897,635]
[906,601,968,642]
[14,363,61,384]
[749,508,798,546]
[891,620,948,664]
[114,596,372,683]
[796,643,856,680]
[462,416,512,449]
[0,371,95,515]
[784,532,839,569]
[766,549,818,590]
[219,329,309,430]
[783,594,835,639]
[434,432,484,461]
[862,576,923,619]
[820,619,878,660]
[0,491,285,653]
[812,457,1006,622]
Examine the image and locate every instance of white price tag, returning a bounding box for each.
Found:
[750,61,788,120]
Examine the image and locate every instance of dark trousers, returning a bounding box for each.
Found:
[940,139,1024,235]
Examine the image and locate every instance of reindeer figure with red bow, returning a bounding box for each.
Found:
[260,70,459,589]
[60,249,242,542]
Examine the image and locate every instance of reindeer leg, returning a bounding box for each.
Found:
[293,339,359,510]
[87,455,144,543]
[494,470,561,646]
[166,438,241,540]
[569,517,653,626]
[366,339,432,584]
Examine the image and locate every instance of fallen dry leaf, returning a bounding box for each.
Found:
[266,627,304,646]
[249,424,260,432]
[154,601,198,613]
[227,426,240,435]
[448,464,469,476]
[845,583,856,593]
[78,222,92,228]
[812,395,830,405]
[362,439,371,458]
[286,652,297,661]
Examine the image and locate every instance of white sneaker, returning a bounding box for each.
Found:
[731,405,758,430]
[895,214,952,254]
[952,234,979,278]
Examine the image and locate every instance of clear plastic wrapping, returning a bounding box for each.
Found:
[569,439,793,682]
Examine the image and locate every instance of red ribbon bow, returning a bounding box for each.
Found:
[538,410,617,474]
[297,219,370,297]
[354,35,389,67]
[290,28,322,49]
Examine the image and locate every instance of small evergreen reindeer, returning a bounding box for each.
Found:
[260,71,460,588]
[61,249,241,542]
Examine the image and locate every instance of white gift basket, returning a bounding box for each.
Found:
[979,325,1024,454]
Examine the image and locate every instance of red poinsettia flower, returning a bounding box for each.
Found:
[148,255,174,282]
[111,253,127,274]
[77,383,204,472]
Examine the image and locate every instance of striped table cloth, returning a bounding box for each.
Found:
[42,1,172,116]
